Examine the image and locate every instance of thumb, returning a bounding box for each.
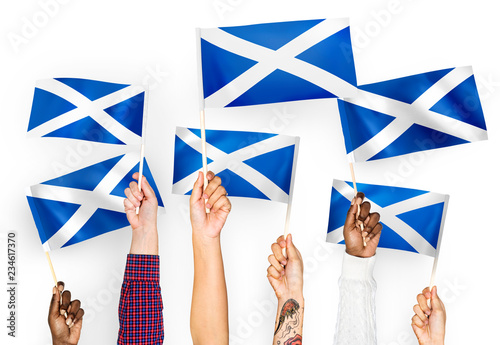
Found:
[430,286,443,311]
[49,286,60,319]
[285,234,300,261]
[190,171,204,204]
[344,193,363,228]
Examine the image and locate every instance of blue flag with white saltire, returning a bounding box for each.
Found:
[26,152,164,251]
[197,18,358,108]
[172,127,299,203]
[338,66,488,162]
[27,78,146,146]
[326,179,449,257]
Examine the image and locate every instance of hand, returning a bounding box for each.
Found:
[48,282,84,345]
[411,286,446,345]
[267,234,304,301]
[124,173,159,255]
[190,171,231,239]
[343,192,382,258]
[124,172,158,232]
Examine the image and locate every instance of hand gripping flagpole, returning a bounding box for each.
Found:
[136,85,149,215]
[196,28,210,213]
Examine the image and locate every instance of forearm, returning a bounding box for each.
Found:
[334,253,377,345]
[190,235,229,345]
[118,255,164,345]
[130,226,158,255]
[272,294,304,345]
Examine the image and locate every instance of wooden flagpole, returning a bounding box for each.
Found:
[136,143,145,215]
[196,28,210,212]
[349,162,357,195]
[282,138,300,255]
[45,251,58,287]
[349,162,366,247]
[136,86,149,215]
[429,195,450,289]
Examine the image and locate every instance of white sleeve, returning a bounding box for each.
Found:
[333,252,377,345]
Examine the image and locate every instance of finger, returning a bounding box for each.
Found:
[413,304,428,324]
[210,194,231,214]
[206,171,215,181]
[417,293,431,316]
[128,180,144,202]
[367,223,382,241]
[285,234,301,261]
[124,198,139,223]
[271,242,287,265]
[358,201,371,222]
[124,198,137,213]
[411,314,425,328]
[70,308,84,329]
[66,299,81,326]
[365,212,380,233]
[190,171,204,204]
[206,185,227,209]
[355,192,365,205]
[430,286,445,312]
[49,285,62,319]
[60,290,71,316]
[268,254,284,274]
[204,175,222,199]
[275,235,286,248]
[124,188,141,208]
[422,286,431,299]
[133,173,156,201]
[57,281,65,293]
[267,265,282,280]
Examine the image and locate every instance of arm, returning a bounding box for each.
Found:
[411,286,446,345]
[118,173,164,345]
[48,281,84,345]
[267,234,304,345]
[334,193,382,345]
[190,171,231,345]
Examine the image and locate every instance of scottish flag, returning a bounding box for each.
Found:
[172,127,299,203]
[26,152,164,251]
[27,78,146,147]
[326,180,449,257]
[197,18,358,108]
[338,66,488,162]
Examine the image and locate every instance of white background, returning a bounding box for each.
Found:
[1,0,499,344]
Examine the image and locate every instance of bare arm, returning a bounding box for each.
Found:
[267,235,304,345]
[190,171,231,345]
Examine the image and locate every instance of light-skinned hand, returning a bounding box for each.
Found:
[124,172,159,255]
[411,286,446,345]
[267,234,304,301]
[190,171,231,240]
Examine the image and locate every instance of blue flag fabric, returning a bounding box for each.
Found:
[338,66,488,162]
[26,152,164,251]
[172,127,299,203]
[326,179,449,257]
[197,18,358,108]
[27,78,145,146]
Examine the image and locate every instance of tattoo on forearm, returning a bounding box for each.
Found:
[274,299,301,341]
[284,334,302,345]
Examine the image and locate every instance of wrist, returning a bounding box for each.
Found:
[130,225,159,255]
[278,291,304,304]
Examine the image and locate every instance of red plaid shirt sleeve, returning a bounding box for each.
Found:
[118,254,164,345]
